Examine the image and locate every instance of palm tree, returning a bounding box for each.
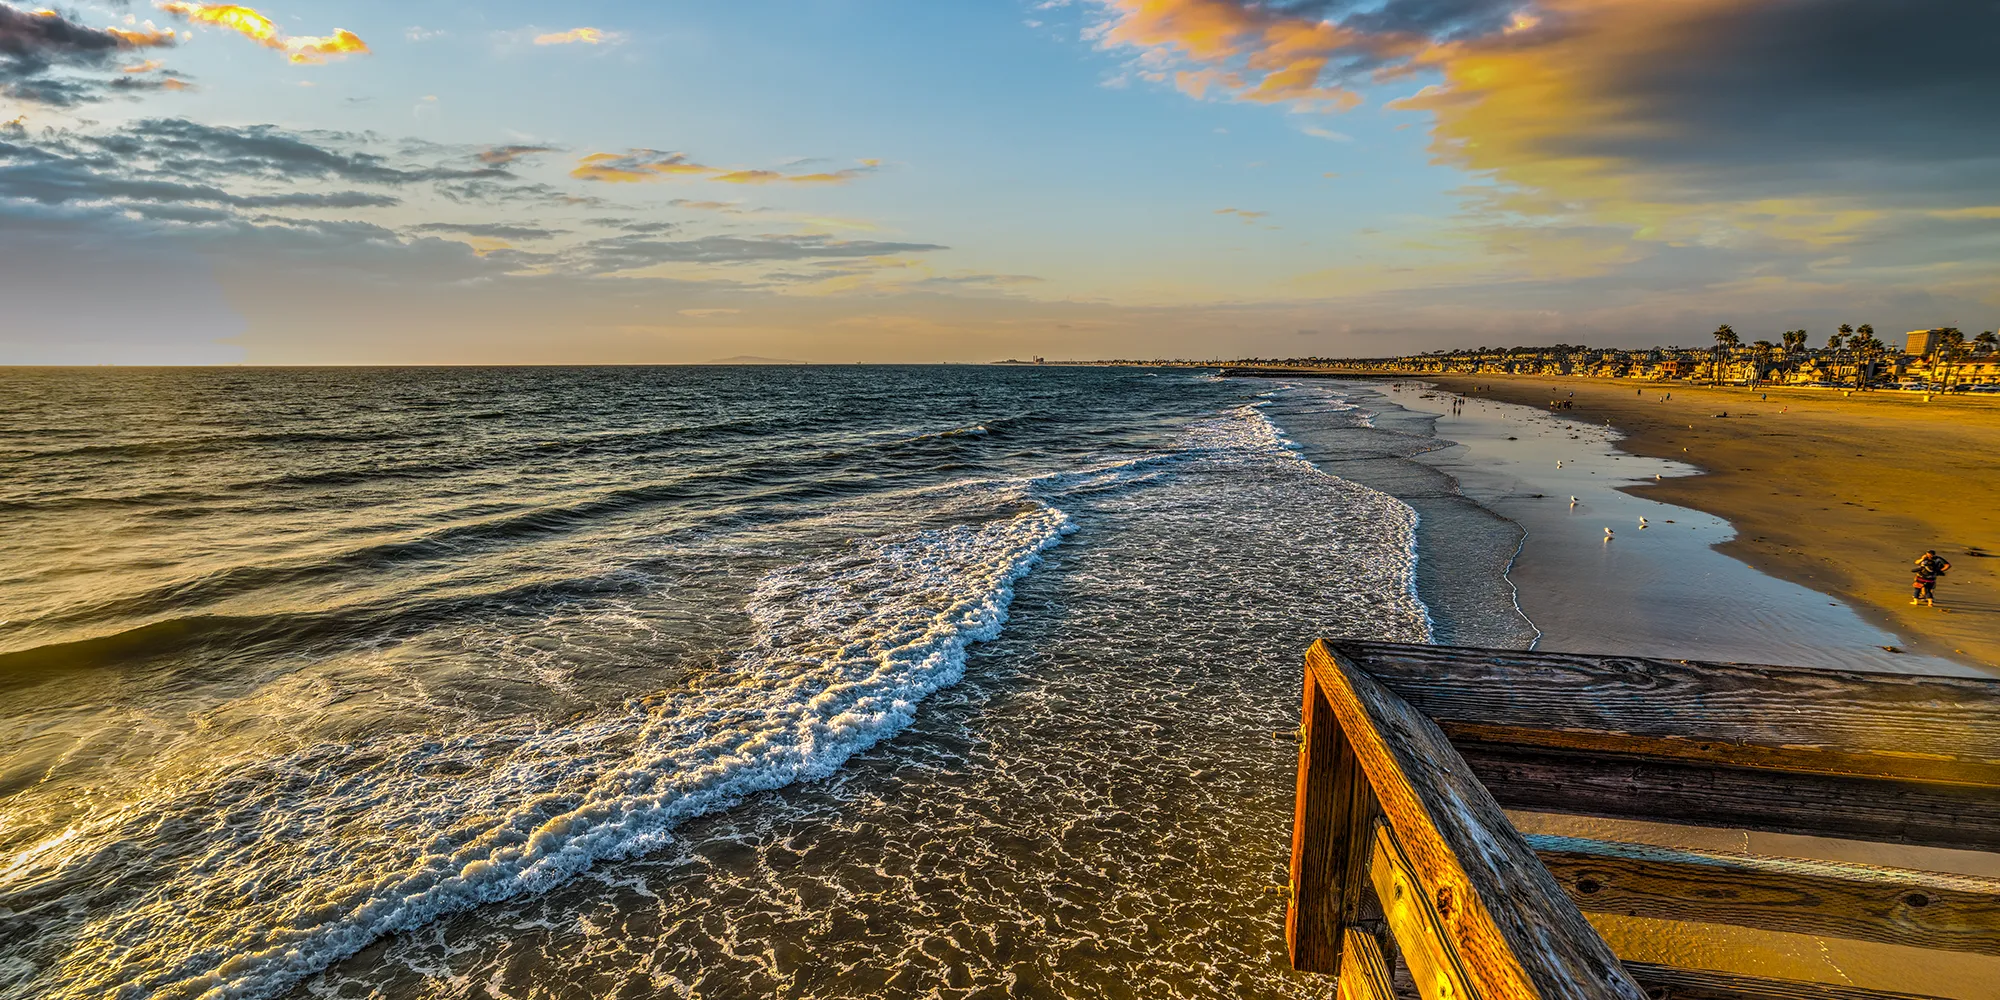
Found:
[1935,328,1967,390]
[1977,331,1998,355]
[1712,324,1739,385]
[1750,340,1776,386]
[1855,324,1877,388]
[1823,329,1845,384]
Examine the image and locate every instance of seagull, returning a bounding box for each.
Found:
[1569,496,1580,507]
[1556,460,1563,468]
[1604,527,1615,541]
[1639,517,1649,526]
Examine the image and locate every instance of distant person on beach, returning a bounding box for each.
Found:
[1912,550,1951,606]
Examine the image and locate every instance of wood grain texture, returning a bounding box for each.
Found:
[1322,640,2000,787]
[1373,824,1481,1000]
[1458,741,2000,852]
[1526,834,2000,955]
[1291,665,1348,972]
[1338,926,1399,1000]
[1307,640,1647,1000]
[1620,962,1954,1000]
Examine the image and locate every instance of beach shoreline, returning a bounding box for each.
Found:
[1273,380,1972,676]
[1405,376,2000,674]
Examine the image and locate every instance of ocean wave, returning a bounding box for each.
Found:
[0,506,1073,1000]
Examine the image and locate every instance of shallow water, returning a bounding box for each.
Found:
[0,368,1432,1000]
[1368,381,1972,675]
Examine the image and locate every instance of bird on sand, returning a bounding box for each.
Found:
[1604,527,1615,540]
[1638,517,1649,528]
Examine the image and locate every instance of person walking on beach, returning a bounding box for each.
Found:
[1912,550,1951,606]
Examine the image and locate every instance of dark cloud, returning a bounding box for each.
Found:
[1,117,952,302]
[569,233,947,274]
[1572,0,2000,197]
[90,118,507,186]
[1,3,180,105]
[410,222,566,240]
[586,218,677,233]
[0,137,400,208]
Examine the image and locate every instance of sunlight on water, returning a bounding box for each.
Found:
[0,368,1429,1000]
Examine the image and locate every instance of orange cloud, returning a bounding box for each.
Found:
[571,150,719,183]
[534,27,611,45]
[104,25,178,47]
[1096,0,1997,255]
[155,3,368,63]
[121,59,165,74]
[572,151,880,186]
[1090,0,1372,110]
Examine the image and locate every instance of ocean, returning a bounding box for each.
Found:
[0,366,1472,1000]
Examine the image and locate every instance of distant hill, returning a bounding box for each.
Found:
[705,355,809,365]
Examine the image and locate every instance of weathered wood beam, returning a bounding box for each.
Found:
[1458,741,2000,853]
[1291,662,1385,973]
[1526,834,2000,956]
[1619,962,1954,1000]
[1320,640,2000,788]
[1373,822,1482,1000]
[1306,641,1647,1000]
[1337,926,1399,1000]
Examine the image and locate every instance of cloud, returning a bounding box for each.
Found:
[477,144,557,166]
[1087,0,2000,293]
[154,3,369,64]
[409,222,564,241]
[571,149,717,182]
[587,218,678,233]
[678,307,740,317]
[1215,207,1268,221]
[533,27,617,46]
[1,3,179,105]
[1379,0,2000,237]
[572,149,881,185]
[567,232,947,275]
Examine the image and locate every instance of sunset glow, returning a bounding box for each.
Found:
[1,0,1992,363]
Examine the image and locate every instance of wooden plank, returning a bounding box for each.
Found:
[1337,926,1398,1000]
[1307,641,1646,1000]
[1373,823,1481,1000]
[1526,835,2000,955]
[1321,640,2000,787]
[1458,741,2000,853]
[1620,962,1954,1000]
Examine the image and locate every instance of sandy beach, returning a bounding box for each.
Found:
[1291,380,2000,996]
[1418,376,2000,674]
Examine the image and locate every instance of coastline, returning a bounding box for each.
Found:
[1423,375,2000,674]
[1270,379,1973,676]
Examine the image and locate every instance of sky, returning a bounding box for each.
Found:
[2,0,1995,364]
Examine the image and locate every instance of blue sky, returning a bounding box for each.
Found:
[3,1,1995,362]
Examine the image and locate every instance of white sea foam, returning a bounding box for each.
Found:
[10,506,1072,1000]
[3,395,1429,1000]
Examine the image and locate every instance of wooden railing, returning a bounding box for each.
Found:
[1288,639,2000,1000]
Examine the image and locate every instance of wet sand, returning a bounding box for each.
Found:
[1422,376,2000,675]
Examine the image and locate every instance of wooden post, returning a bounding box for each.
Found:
[1289,659,1383,973]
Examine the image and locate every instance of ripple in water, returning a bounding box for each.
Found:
[0,370,1429,1000]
